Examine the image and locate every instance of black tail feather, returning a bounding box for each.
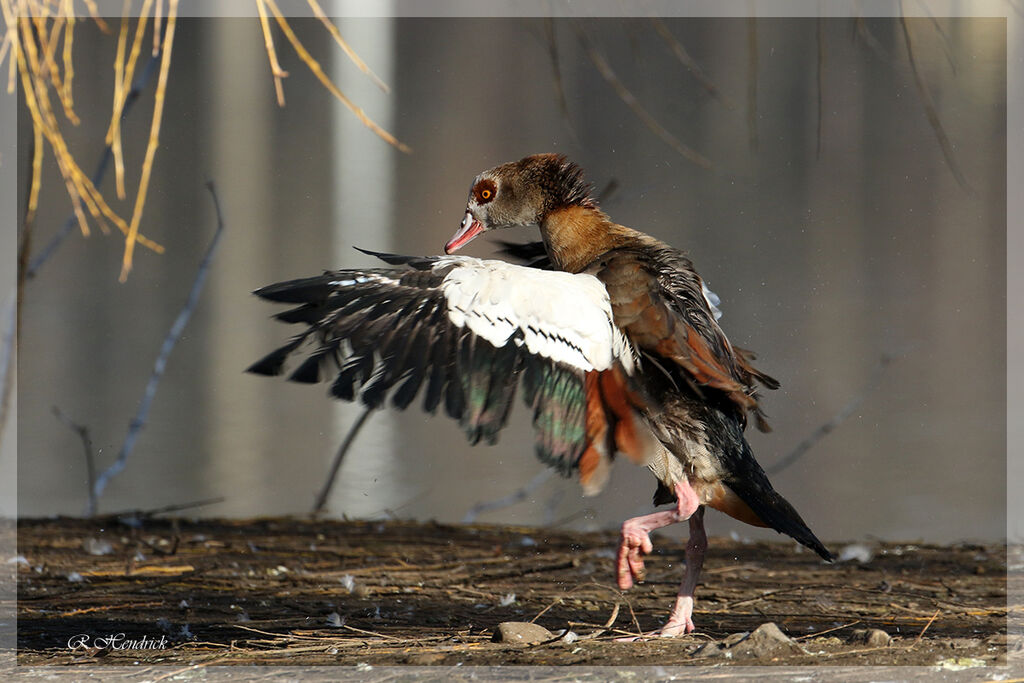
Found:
[725,453,834,562]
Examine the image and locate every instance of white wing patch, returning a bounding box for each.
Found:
[438,257,635,373]
[328,273,400,288]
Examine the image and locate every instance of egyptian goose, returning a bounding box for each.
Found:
[249,153,833,636]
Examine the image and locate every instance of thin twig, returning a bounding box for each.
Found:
[28,48,162,279]
[120,0,177,281]
[767,352,900,476]
[461,468,553,524]
[81,0,112,34]
[113,497,226,521]
[107,0,154,200]
[111,8,130,198]
[312,406,373,515]
[573,23,712,170]
[14,5,164,265]
[572,602,620,640]
[255,0,287,106]
[543,17,571,125]
[264,0,410,153]
[914,0,957,75]
[91,181,226,515]
[746,16,758,150]
[17,106,35,343]
[816,17,824,159]
[52,406,98,515]
[341,624,402,640]
[529,597,562,624]
[0,298,14,438]
[62,3,77,107]
[650,18,734,109]
[907,608,940,649]
[307,0,389,93]
[898,10,973,194]
[853,16,888,60]
[793,619,861,641]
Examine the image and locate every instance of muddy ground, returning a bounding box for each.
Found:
[12,516,1018,673]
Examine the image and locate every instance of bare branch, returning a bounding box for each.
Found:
[113,497,226,524]
[746,17,758,151]
[91,181,227,515]
[816,17,824,159]
[462,469,553,524]
[899,11,973,194]
[52,405,97,515]
[543,18,570,121]
[574,23,711,170]
[767,353,901,476]
[853,16,889,61]
[0,298,15,439]
[650,18,734,109]
[312,406,374,515]
[914,0,957,75]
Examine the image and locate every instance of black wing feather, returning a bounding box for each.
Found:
[251,257,600,478]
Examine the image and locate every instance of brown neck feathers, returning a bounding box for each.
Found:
[539,205,638,273]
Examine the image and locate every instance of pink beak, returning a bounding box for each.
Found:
[445,211,485,254]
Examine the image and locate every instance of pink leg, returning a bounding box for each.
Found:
[616,480,700,590]
[656,507,707,636]
[615,482,708,640]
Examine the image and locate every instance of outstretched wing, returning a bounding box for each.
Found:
[592,244,779,431]
[248,252,653,494]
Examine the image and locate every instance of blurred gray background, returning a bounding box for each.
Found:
[13,12,1009,546]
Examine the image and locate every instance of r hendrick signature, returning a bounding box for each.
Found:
[67,633,169,650]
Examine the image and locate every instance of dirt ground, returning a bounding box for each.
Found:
[13,516,1018,673]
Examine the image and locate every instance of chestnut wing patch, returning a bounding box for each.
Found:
[595,248,777,429]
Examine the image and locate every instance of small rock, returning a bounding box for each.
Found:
[947,637,982,650]
[694,642,722,658]
[935,656,987,670]
[732,623,801,657]
[721,631,750,648]
[492,621,554,645]
[852,628,892,647]
[557,629,578,644]
[837,543,874,563]
[83,538,113,556]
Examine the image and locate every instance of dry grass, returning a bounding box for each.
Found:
[6,0,166,276]
[4,0,407,280]
[15,517,1012,667]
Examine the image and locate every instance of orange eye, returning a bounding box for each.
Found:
[474,179,497,203]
